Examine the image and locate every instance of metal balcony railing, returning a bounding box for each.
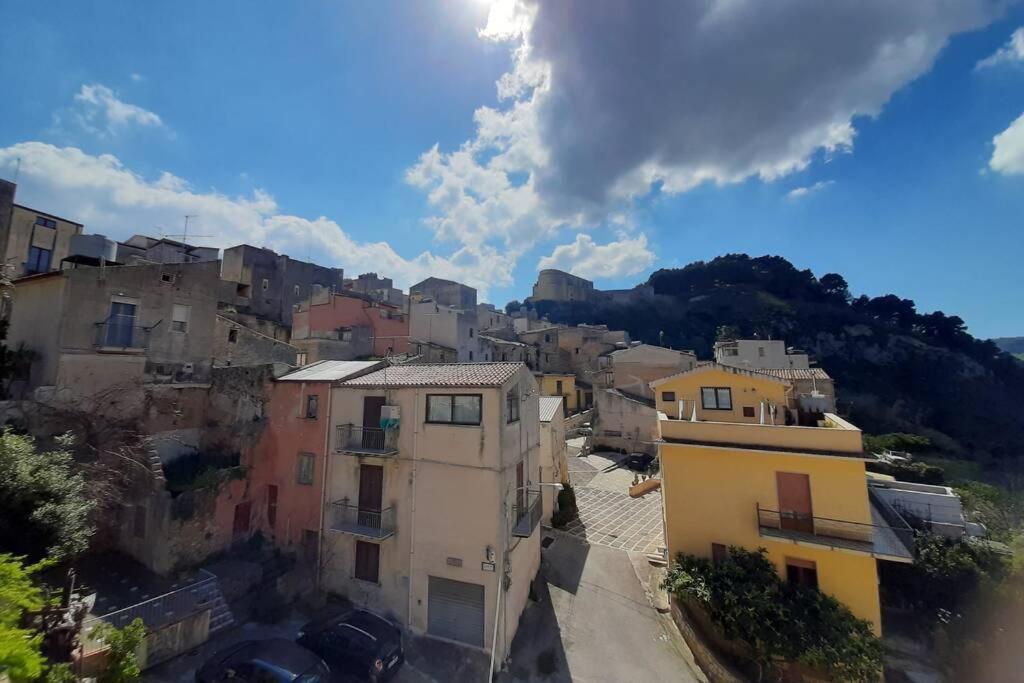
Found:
[94,322,151,350]
[330,502,396,540]
[756,504,914,557]
[335,425,398,456]
[512,491,543,538]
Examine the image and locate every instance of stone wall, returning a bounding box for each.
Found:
[213,314,297,367]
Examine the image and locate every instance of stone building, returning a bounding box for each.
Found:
[116,234,219,265]
[409,276,477,310]
[530,269,596,303]
[221,244,344,327]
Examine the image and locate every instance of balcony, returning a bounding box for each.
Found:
[511,490,543,538]
[335,425,398,457]
[756,503,913,561]
[330,502,396,540]
[94,322,151,352]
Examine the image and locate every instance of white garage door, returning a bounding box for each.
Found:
[427,576,486,648]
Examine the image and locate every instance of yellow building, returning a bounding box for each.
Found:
[536,373,578,413]
[652,364,913,635]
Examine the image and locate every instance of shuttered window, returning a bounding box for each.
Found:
[354,541,380,583]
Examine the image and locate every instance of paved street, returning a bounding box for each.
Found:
[564,451,665,555]
[500,532,701,682]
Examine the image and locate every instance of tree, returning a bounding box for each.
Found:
[819,273,850,302]
[0,429,95,561]
[0,554,46,682]
[93,618,145,683]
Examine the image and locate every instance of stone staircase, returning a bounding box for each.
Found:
[193,574,236,635]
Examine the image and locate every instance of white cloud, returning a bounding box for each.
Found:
[0,142,512,296]
[69,84,164,136]
[990,112,1024,175]
[786,180,835,200]
[130,73,145,82]
[976,27,1024,69]
[537,233,654,280]
[410,0,1000,241]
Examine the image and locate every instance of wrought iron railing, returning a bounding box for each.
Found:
[330,502,396,539]
[335,425,398,455]
[756,504,914,554]
[94,322,151,349]
[512,491,543,538]
[80,569,218,655]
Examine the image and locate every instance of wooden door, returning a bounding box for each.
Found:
[776,472,813,533]
[359,465,384,511]
[362,396,386,448]
[232,501,252,538]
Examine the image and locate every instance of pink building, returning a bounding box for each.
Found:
[292,291,409,361]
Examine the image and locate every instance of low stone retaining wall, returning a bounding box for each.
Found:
[669,599,747,683]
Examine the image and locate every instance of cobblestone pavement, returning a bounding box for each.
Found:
[563,453,665,554]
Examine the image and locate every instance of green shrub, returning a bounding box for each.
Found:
[664,547,882,682]
[93,618,145,683]
[551,485,578,528]
[866,459,945,485]
[862,432,931,455]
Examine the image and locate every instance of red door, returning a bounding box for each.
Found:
[776,472,813,533]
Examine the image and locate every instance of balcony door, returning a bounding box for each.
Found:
[358,464,384,535]
[362,396,385,449]
[106,300,137,347]
[776,472,813,533]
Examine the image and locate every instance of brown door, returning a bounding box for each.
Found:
[776,472,813,533]
[232,501,252,538]
[359,465,384,511]
[362,396,386,448]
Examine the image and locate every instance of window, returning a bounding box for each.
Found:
[723,347,738,357]
[545,353,550,362]
[426,394,482,425]
[296,352,308,366]
[294,285,300,296]
[501,353,507,361]
[297,453,315,485]
[469,327,474,338]
[228,328,238,343]
[701,387,733,410]
[160,272,175,283]
[34,215,57,229]
[555,380,563,395]
[469,351,474,361]
[261,278,270,291]
[171,304,190,333]
[305,394,319,419]
[506,385,520,423]
[575,347,579,355]
[786,558,818,590]
[662,391,676,402]
[544,334,551,343]
[267,485,278,528]
[743,406,756,418]
[758,346,766,357]
[711,543,728,564]
[25,246,52,274]
[355,541,380,583]
[105,299,138,347]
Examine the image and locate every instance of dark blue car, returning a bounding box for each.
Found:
[195,638,329,682]
[297,609,404,682]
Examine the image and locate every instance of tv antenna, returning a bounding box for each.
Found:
[161,215,212,245]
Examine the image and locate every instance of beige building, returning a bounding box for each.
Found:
[609,343,697,400]
[0,185,83,279]
[538,396,568,520]
[593,388,660,456]
[6,260,220,398]
[320,363,542,667]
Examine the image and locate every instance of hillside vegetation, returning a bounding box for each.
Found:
[510,255,1024,471]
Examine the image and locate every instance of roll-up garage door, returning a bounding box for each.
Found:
[427,576,485,648]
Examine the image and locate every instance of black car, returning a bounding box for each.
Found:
[623,452,655,472]
[296,609,404,682]
[195,638,330,682]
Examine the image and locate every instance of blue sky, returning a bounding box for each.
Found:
[1,1,1023,339]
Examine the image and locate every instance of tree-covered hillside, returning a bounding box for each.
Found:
[509,255,1024,470]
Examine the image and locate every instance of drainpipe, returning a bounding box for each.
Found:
[489,490,506,680]
[315,382,333,591]
[407,389,420,630]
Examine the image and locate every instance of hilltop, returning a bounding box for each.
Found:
[510,254,1024,471]
[994,337,1024,360]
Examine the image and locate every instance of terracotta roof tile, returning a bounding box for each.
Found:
[752,367,832,381]
[339,362,524,388]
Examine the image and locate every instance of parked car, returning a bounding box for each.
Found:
[195,638,329,682]
[623,453,655,472]
[296,609,404,682]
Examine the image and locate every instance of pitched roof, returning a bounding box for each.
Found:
[478,335,527,347]
[751,367,832,381]
[649,362,792,388]
[278,360,384,382]
[539,396,564,422]
[340,362,524,388]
